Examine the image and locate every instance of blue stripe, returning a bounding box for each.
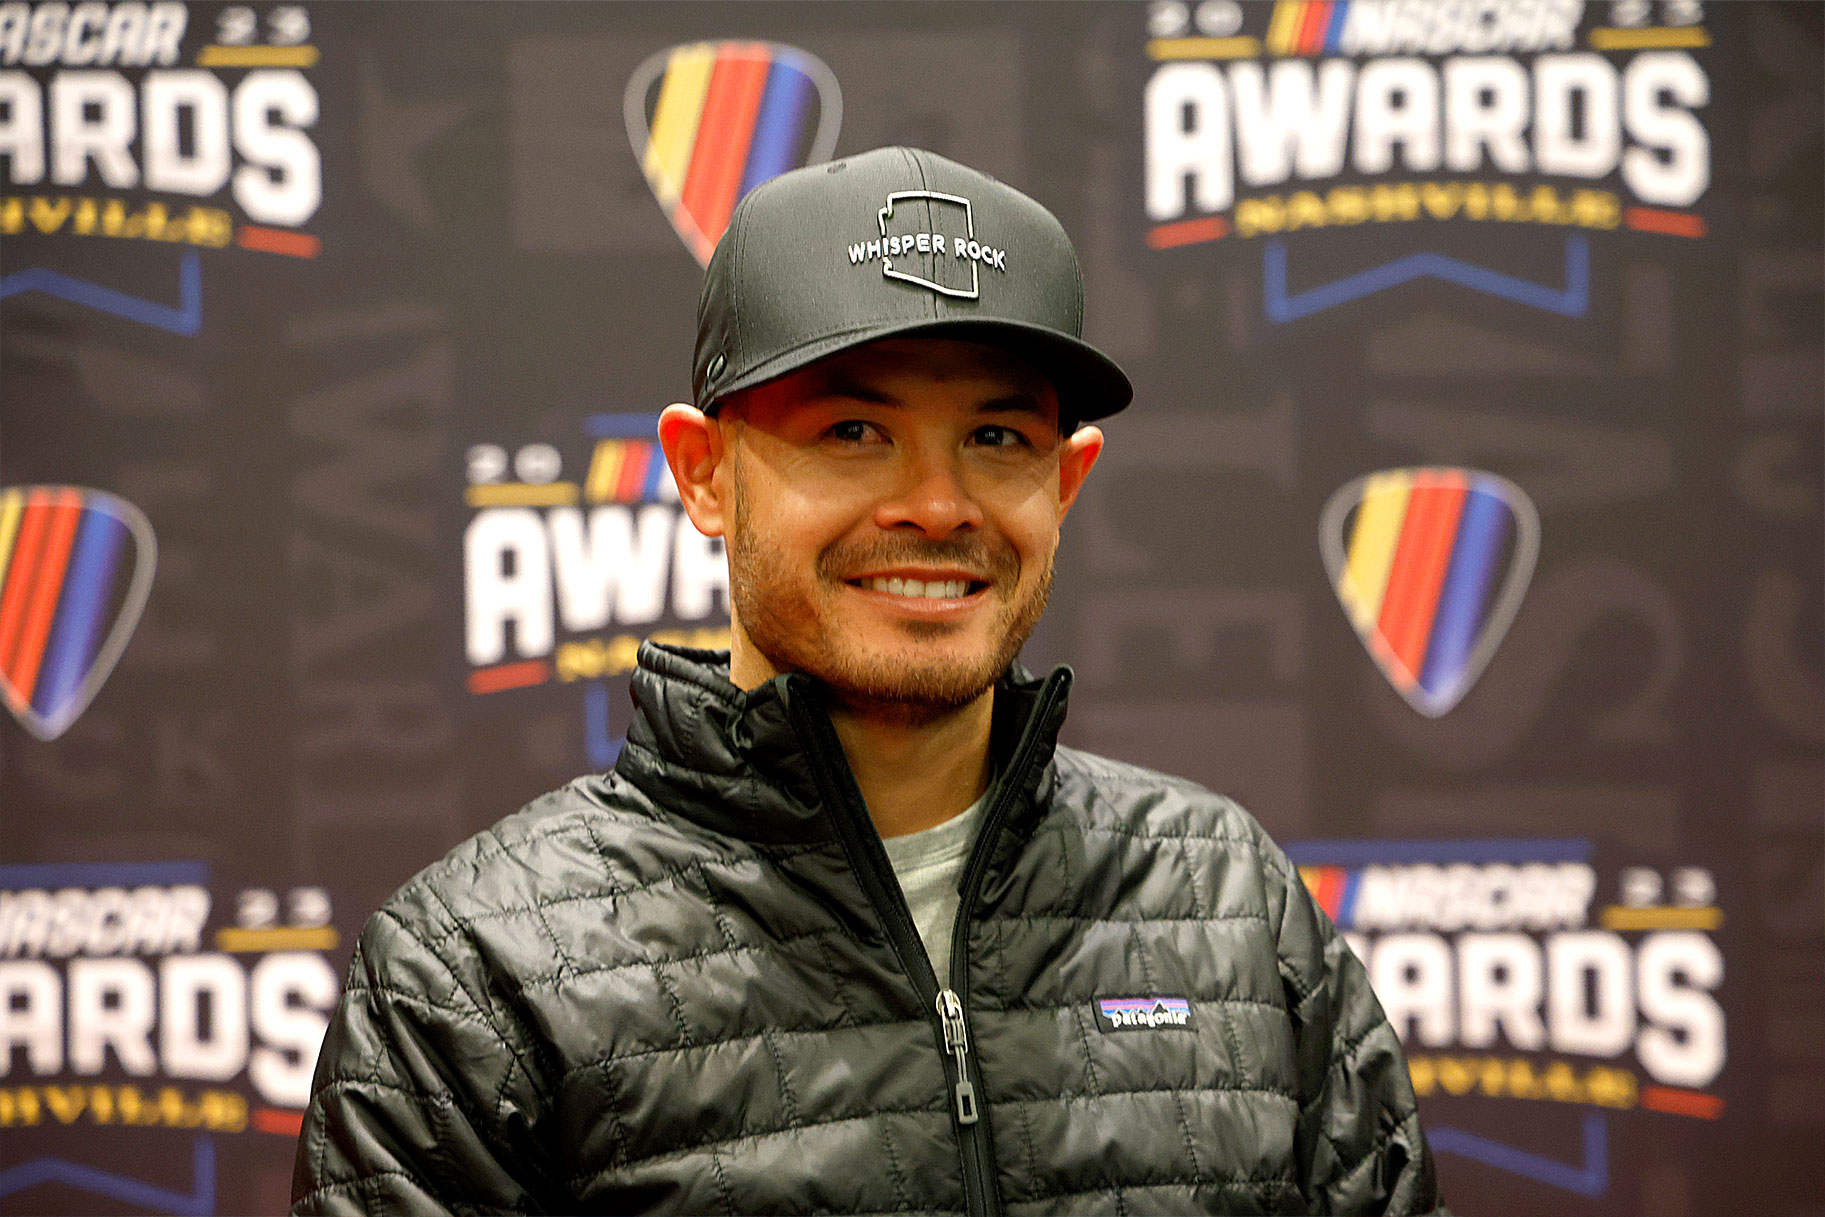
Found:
[1337,867,1363,928]
[583,682,624,767]
[643,450,672,499]
[1418,486,1511,696]
[1283,838,1592,866]
[0,250,202,335]
[1323,1,1349,53]
[33,506,126,716]
[1265,235,1591,322]
[737,60,813,199]
[1430,1113,1608,1197]
[0,1133,214,1215]
[585,413,664,439]
[0,860,208,890]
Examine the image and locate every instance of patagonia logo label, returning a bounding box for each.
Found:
[1094,995,1194,1032]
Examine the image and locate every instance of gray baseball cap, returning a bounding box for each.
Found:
[692,146,1132,427]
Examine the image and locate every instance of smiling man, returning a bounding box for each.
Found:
[295,147,1440,1216]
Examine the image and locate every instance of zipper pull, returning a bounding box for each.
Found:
[936,988,979,1125]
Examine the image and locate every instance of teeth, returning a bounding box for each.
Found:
[867,577,971,599]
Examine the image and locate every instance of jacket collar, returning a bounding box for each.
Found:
[614,642,1072,847]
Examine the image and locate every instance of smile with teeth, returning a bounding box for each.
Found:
[857,576,980,600]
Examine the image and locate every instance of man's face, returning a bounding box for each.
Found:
[704,338,1100,715]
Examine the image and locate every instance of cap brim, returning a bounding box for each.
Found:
[703,317,1133,428]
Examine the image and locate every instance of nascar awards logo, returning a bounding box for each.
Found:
[0,861,343,1142]
[1292,838,1726,1198]
[1320,468,1537,716]
[461,416,729,763]
[1138,0,1713,319]
[0,487,155,741]
[625,40,841,264]
[0,1,325,260]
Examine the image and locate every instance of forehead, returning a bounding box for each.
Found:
[730,337,1059,420]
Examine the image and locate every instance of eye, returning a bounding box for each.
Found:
[972,424,1032,449]
[827,419,885,444]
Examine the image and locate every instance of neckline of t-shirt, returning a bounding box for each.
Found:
[880,786,990,871]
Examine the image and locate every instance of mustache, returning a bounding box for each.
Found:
[817,535,1018,583]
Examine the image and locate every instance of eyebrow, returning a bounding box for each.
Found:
[974,392,1051,419]
[815,375,900,406]
[814,377,1052,420]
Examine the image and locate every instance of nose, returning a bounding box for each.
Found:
[875,447,984,538]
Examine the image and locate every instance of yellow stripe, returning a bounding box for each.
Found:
[1339,472,1410,630]
[1599,906,1722,932]
[216,926,341,953]
[0,490,22,590]
[1267,2,1304,56]
[465,483,580,508]
[1146,36,1262,60]
[585,441,624,504]
[196,44,320,67]
[644,44,716,206]
[1588,26,1709,51]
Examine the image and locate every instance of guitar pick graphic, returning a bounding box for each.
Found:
[1320,468,1538,717]
[0,487,156,740]
[624,40,842,264]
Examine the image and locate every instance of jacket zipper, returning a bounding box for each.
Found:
[785,672,1070,1217]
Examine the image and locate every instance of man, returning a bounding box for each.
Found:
[294,147,1439,1215]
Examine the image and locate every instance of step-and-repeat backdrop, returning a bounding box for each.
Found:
[2,3,1820,1213]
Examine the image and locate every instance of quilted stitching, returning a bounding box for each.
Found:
[293,647,1439,1216]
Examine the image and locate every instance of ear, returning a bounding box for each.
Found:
[658,403,731,538]
[1055,424,1104,519]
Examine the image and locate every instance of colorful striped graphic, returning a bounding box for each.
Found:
[1297,865,1361,926]
[0,487,156,741]
[1266,0,1351,55]
[626,41,842,264]
[1320,469,1538,717]
[584,440,678,504]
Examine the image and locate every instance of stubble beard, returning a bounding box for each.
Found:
[727,477,1053,723]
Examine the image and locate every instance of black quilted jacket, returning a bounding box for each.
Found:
[293,644,1440,1215]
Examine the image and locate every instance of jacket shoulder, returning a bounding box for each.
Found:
[372,771,719,940]
[1050,744,1289,860]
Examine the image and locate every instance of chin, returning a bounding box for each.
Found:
[786,635,1011,714]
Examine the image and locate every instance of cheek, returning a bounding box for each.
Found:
[992,487,1064,563]
[750,484,873,561]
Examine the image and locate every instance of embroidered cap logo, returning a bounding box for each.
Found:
[881,190,979,299]
[846,190,1013,300]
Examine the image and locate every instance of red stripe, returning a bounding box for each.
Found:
[236,225,322,258]
[6,490,82,696]
[1624,207,1707,238]
[1375,474,1468,685]
[1298,0,1332,53]
[467,660,551,695]
[1146,217,1228,249]
[1641,1085,1724,1119]
[1317,869,1345,920]
[676,46,772,252]
[617,444,653,502]
[253,1106,306,1136]
[0,491,55,677]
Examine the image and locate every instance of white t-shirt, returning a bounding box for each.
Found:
[880,790,988,987]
